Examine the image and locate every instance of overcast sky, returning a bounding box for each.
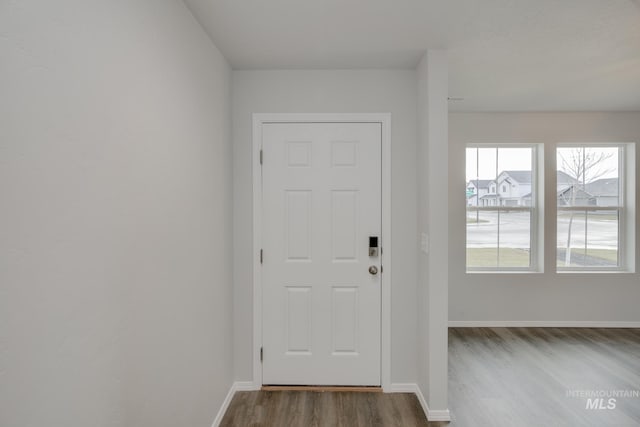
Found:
[466,146,619,182]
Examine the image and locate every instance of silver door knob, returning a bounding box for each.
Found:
[368,266,378,275]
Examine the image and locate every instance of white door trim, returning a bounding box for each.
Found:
[252,113,392,391]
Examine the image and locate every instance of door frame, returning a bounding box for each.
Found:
[252,113,392,391]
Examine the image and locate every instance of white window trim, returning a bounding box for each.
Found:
[465,144,543,273]
[556,143,635,273]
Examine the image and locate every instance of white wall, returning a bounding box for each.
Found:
[417,51,449,416]
[0,2,233,426]
[449,112,640,324]
[232,70,418,384]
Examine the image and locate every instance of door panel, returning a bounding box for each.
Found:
[262,122,382,386]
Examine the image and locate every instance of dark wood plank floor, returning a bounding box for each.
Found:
[221,328,640,426]
[220,390,443,427]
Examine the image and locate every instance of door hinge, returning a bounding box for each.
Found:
[260,347,263,362]
[260,249,263,264]
[260,149,263,165]
[381,265,384,273]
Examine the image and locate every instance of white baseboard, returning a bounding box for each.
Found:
[234,381,259,391]
[391,383,451,422]
[211,381,260,427]
[449,320,640,328]
[387,382,419,393]
[211,382,236,427]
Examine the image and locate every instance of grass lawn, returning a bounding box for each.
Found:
[557,248,618,267]
[466,217,489,224]
[469,248,619,268]
[585,249,619,262]
[467,248,530,268]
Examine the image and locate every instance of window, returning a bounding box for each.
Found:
[466,145,539,271]
[556,145,629,270]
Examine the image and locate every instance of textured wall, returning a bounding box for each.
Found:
[449,112,640,324]
[0,2,233,426]
[231,69,419,385]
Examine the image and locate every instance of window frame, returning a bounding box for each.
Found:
[465,143,541,273]
[556,143,628,272]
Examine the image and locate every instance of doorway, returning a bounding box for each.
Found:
[252,114,391,389]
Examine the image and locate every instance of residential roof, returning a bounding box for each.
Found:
[501,170,579,185]
[585,178,619,197]
[473,171,581,188]
[500,170,532,184]
[557,186,593,198]
[468,179,493,189]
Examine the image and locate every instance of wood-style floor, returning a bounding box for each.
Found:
[220,390,439,427]
[221,328,640,426]
[449,327,640,427]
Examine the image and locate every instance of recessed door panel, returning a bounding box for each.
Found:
[285,190,312,261]
[332,286,358,354]
[331,141,358,167]
[285,286,312,354]
[287,141,312,167]
[331,190,358,261]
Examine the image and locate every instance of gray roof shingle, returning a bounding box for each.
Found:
[585,178,619,197]
[468,179,493,189]
[500,170,532,183]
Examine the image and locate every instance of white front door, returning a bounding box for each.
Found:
[262,122,382,386]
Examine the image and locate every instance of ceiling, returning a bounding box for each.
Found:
[184,0,640,111]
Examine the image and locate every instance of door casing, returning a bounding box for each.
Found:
[252,113,392,391]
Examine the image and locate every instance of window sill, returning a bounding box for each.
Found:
[556,269,635,275]
[466,270,543,274]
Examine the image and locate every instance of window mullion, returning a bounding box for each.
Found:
[466,144,536,272]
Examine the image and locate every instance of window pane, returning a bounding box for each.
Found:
[498,210,531,267]
[498,148,533,175]
[557,210,587,267]
[557,146,620,208]
[586,210,619,267]
[477,147,497,181]
[467,209,498,268]
[557,210,619,268]
[466,145,536,270]
[466,147,478,179]
[497,147,534,208]
[557,145,624,270]
[466,147,479,206]
[467,209,532,268]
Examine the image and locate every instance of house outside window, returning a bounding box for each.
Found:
[557,144,634,271]
[466,145,540,271]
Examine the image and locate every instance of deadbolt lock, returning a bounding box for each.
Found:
[369,236,379,257]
